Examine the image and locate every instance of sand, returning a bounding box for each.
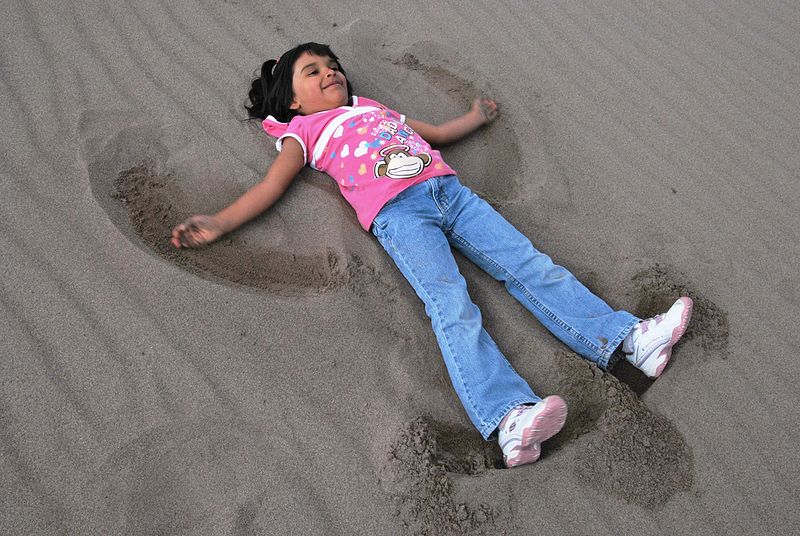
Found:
[2,0,799,534]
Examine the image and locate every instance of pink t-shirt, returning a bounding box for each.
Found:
[262,96,457,230]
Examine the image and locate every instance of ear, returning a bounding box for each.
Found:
[289,98,301,111]
[374,161,387,177]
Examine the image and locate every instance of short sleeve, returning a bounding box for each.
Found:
[261,115,311,164]
[277,130,309,164]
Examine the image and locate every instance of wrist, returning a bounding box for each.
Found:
[211,214,233,234]
[470,107,486,125]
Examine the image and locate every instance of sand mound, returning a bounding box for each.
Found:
[380,417,505,535]
[555,353,693,509]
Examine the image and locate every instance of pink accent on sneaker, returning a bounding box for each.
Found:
[630,297,694,378]
[499,396,568,468]
[654,297,693,377]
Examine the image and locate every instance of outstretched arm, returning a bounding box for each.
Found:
[405,97,498,147]
[171,137,305,248]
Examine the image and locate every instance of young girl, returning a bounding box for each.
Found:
[171,42,693,468]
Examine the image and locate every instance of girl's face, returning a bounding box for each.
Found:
[289,52,349,115]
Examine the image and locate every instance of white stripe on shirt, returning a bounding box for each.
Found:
[310,107,379,169]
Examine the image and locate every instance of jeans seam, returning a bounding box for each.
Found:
[382,227,487,428]
[598,317,640,370]
[430,178,449,218]
[449,230,604,360]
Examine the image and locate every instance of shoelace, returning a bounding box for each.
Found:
[501,407,528,432]
[639,313,665,335]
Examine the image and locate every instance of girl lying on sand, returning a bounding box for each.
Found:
[171,42,693,468]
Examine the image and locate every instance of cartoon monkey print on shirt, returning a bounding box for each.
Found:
[374,144,432,179]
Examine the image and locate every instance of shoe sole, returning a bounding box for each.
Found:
[505,396,568,468]
[652,297,694,378]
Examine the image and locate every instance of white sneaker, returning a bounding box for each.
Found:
[498,396,567,468]
[623,297,693,378]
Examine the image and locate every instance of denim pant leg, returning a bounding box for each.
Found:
[433,176,640,369]
[371,181,540,439]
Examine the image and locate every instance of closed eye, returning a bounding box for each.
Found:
[307,63,340,76]
[301,57,341,76]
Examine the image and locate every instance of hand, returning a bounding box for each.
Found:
[472,97,498,124]
[170,215,225,248]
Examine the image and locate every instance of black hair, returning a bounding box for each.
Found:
[245,42,354,122]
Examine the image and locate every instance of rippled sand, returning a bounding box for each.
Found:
[2,1,799,534]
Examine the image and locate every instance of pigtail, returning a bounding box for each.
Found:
[245,59,277,121]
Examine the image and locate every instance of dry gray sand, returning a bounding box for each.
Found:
[2,1,799,534]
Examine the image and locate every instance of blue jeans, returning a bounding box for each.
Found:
[370,175,639,439]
